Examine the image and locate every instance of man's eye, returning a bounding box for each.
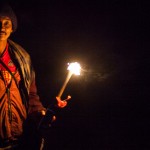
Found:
[4,21,11,27]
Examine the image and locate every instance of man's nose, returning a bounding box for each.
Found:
[0,22,5,30]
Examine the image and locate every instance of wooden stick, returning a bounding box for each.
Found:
[57,71,73,98]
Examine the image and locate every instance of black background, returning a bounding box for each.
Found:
[6,0,150,149]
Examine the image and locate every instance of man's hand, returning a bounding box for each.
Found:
[56,95,71,108]
[41,110,56,122]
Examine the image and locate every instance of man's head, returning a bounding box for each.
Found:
[0,16,13,41]
[0,2,17,32]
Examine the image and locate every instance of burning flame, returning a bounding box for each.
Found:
[67,62,81,75]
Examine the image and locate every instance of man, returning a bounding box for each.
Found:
[0,2,69,150]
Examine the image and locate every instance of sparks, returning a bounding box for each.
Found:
[57,62,81,99]
[67,62,81,75]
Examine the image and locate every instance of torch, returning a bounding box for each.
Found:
[56,62,81,108]
[38,62,81,149]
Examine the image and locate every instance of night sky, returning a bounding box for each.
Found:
[7,0,150,149]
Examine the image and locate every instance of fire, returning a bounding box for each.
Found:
[57,62,81,100]
[67,62,81,75]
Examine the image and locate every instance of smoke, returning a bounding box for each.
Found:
[80,67,111,83]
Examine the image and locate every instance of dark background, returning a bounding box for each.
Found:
[7,0,150,149]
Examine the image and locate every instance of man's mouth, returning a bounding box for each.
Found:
[0,31,6,35]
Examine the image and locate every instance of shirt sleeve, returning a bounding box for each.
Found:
[28,71,46,114]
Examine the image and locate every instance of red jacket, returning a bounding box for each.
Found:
[0,39,45,141]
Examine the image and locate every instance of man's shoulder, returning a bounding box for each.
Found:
[8,39,30,57]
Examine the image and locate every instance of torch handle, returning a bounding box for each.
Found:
[57,71,73,98]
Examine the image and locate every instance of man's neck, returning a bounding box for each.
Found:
[0,40,7,56]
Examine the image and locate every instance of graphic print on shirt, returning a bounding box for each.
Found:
[1,70,12,86]
[0,44,17,87]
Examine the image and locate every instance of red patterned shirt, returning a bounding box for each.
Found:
[0,43,27,140]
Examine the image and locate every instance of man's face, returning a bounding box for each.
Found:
[0,16,13,41]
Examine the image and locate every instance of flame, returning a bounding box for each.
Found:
[67,62,81,75]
